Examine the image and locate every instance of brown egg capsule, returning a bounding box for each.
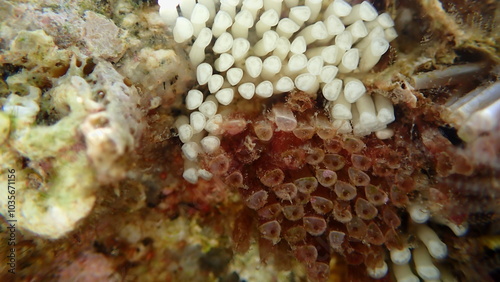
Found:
[351,154,371,171]
[364,185,388,205]
[294,245,318,265]
[345,251,365,265]
[259,220,282,244]
[348,167,371,186]
[366,222,385,245]
[354,198,378,220]
[324,138,343,153]
[315,169,337,187]
[293,192,311,205]
[281,148,306,169]
[259,168,285,187]
[384,229,404,250]
[225,171,245,188]
[397,176,416,193]
[273,182,298,201]
[315,116,336,140]
[372,162,392,177]
[245,190,268,210]
[343,136,366,153]
[209,154,231,175]
[303,216,327,236]
[293,123,316,140]
[283,205,305,221]
[333,200,353,223]
[253,120,273,141]
[328,230,346,249]
[346,217,367,240]
[453,152,474,175]
[334,180,357,201]
[305,147,325,165]
[294,177,318,194]
[436,151,453,177]
[307,262,330,282]
[284,226,307,244]
[323,154,346,171]
[382,207,401,228]
[258,203,282,219]
[390,185,409,207]
[310,196,334,214]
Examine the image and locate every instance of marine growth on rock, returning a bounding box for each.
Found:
[0,0,498,281]
[162,0,499,281]
[161,0,397,184]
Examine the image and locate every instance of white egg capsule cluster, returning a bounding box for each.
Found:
[389,201,467,282]
[159,0,397,183]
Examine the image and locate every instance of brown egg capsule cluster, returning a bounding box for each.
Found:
[199,99,422,281]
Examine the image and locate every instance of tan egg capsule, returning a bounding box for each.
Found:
[366,222,385,245]
[305,147,325,165]
[372,162,392,177]
[315,115,337,140]
[209,153,231,175]
[281,148,305,169]
[259,220,282,244]
[246,190,268,210]
[315,169,337,187]
[348,167,370,186]
[274,182,298,201]
[346,216,367,240]
[303,216,327,236]
[324,138,343,153]
[343,136,366,153]
[328,230,346,249]
[294,177,318,194]
[351,154,371,171]
[293,122,316,140]
[283,205,305,221]
[334,180,357,201]
[385,150,402,169]
[253,120,274,141]
[273,104,297,131]
[355,198,378,220]
[310,196,334,214]
[323,153,346,171]
[293,192,311,205]
[259,168,285,187]
[365,185,388,205]
[333,200,353,223]
[225,171,245,188]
